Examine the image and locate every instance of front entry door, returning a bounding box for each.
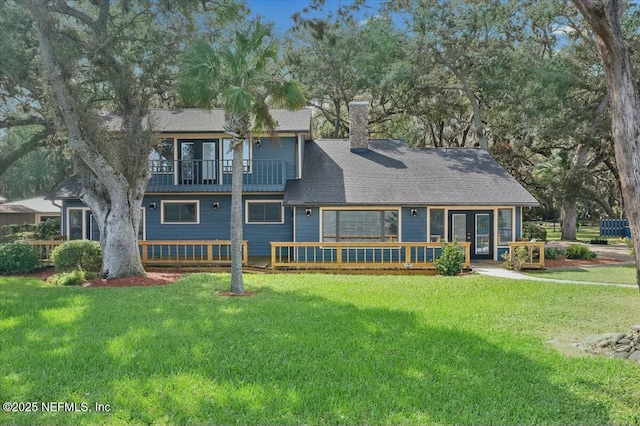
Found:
[448,210,494,260]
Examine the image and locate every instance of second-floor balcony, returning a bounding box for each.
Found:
[147,159,288,192]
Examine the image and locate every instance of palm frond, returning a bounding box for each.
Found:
[253,98,278,137]
[178,40,222,107]
[223,86,254,116]
[268,80,307,110]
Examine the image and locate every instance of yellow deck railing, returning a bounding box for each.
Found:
[508,241,545,269]
[26,240,247,266]
[271,241,471,269]
[138,240,248,266]
[25,240,65,265]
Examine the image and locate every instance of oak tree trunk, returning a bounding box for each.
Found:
[82,185,146,278]
[561,197,578,241]
[27,0,148,278]
[573,0,640,290]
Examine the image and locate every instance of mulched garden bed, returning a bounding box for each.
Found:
[81,272,184,287]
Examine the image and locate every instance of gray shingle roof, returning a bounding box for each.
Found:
[46,176,83,200]
[103,108,312,133]
[284,139,539,206]
[2,197,60,213]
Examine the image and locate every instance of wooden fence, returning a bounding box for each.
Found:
[26,240,247,267]
[508,241,545,269]
[270,241,471,269]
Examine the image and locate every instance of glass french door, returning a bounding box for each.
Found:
[178,139,219,184]
[448,210,494,260]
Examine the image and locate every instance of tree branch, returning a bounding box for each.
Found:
[0,128,52,176]
[0,115,46,129]
[51,0,96,29]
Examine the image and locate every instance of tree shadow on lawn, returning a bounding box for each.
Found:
[1,275,611,425]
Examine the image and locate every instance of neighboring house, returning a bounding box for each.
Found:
[48,103,538,261]
[0,196,61,227]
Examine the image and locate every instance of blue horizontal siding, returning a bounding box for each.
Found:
[254,137,297,180]
[144,194,290,256]
[401,207,427,242]
[295,207,319,242]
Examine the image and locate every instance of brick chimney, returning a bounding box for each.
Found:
[348,98,370,152]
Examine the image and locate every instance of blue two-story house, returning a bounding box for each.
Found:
[49,102,539,262]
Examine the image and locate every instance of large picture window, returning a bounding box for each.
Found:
[161,201,199,224]
[246,201,283,224]
[322,210,398,242]
[498,208,513,245]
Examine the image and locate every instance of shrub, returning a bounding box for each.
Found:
[544,247,564,260]
[0,242,41,274]
[523,223,547,241]
[502,246,528,271]
[35,218,61,240]
[51,240,102,272]
[435,242,465,276]
[47,269,97,286]
[564,244,596,260]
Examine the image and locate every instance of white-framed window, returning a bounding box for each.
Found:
[222,138,251,173]
[67,207,92,240]
[68,207,146,240]
[498,208,513,245]
[429,208,445,242]
[321,209,399,242]
[148,138,175,174]
[138,208,146,241]
[161,200,200,224]
[245,201,284,224]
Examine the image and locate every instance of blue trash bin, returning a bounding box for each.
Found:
[624,226,631,238]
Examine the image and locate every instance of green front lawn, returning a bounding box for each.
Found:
[540,224,626,243]
[542,224,602,241]
[1,273,640,425]
[526,266,638,285]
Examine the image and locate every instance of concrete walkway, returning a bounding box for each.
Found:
[472,265,637,288]
[471,241,638,288]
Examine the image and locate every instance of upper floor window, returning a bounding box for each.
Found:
[222,138,251,173]
[149,138,174,174]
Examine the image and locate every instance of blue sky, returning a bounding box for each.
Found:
[245,0,383,33]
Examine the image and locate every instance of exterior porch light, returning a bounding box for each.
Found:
[305,208,312,217]
[410,208,418,217]
[254,138,261,147]
[213,202,220,209]
[149,202,157,209]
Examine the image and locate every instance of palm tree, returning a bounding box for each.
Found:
[178,20,306,294]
